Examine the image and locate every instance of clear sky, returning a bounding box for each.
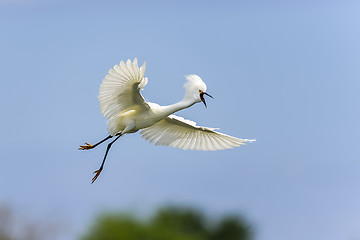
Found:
[1,0,359,239]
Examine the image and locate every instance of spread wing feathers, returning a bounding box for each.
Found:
[140,115,255,151]
[98,58,149,119]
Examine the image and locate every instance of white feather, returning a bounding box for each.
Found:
[140,115,255,151]
[98,58,149,120]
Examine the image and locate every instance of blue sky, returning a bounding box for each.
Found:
[1,1,359,239]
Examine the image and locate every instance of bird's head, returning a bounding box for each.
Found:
[184,75,213,107]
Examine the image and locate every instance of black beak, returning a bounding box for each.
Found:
[200,92,214,108]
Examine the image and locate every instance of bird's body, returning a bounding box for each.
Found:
[106,99,196,135]
[80,58,254,183]
[107,104,156,134]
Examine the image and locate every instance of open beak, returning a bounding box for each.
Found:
[200,92,214,108]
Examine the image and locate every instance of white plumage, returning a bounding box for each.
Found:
[80,58,254,182]
[141,115,254,151]
[98,58,149,120]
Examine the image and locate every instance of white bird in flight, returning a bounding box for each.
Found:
[80,58,255,183]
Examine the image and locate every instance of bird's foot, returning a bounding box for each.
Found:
[91,168,102,183]
[79,143,94,150]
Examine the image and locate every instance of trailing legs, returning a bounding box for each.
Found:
[91,133,122,183]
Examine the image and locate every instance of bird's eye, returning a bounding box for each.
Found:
[199,90,202,93]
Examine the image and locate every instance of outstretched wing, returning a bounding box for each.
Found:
[140,115,255,151]
[98,58,149,119]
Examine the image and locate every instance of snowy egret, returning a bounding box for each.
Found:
[80,58,255,183]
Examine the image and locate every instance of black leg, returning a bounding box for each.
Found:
[79,135,113,150]
[91,133,122,183]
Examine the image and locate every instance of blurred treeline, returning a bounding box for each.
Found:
[81,206,252,240]
[0,204,252,240]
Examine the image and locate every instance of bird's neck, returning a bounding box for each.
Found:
[160,99,196,117]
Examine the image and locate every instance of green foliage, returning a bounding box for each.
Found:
[80,206,252,240]
[210,216,251,240]
[148,207,207,240]
[82,214,148,240]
